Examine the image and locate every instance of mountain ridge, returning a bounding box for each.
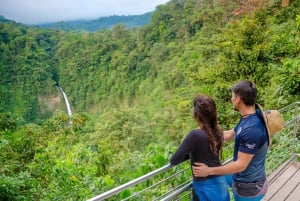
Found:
[36,12,153,31]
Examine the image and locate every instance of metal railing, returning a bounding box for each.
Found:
[265,101,300,177]
[87,102,300,201]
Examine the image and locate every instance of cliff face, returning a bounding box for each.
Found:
[38,93,63,114]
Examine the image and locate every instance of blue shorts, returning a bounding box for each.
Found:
[192,176,230,201]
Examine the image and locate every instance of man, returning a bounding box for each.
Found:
[192,80,269,201]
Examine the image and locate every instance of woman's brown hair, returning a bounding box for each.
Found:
[193,94,223,157]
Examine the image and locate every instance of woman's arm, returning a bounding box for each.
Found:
[170,132,194,165]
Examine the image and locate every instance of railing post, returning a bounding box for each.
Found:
[292,104,299,158]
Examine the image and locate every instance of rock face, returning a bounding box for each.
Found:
[39,94,62,112]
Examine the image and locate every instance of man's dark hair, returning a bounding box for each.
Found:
[232,80,257,105]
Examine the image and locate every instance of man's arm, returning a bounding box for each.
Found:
[223,129,235,142]
[192,151,253,177]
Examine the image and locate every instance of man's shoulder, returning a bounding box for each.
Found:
[243,114,265,129]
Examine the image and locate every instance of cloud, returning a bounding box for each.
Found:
[0,0,169,24]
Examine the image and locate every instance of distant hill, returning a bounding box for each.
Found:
[37,12,153,32]
[0,15,15,23]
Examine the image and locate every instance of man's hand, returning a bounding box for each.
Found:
[192,152,254,177]
[192,162,210,177]
[224,129,235,141]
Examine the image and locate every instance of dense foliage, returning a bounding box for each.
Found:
[0,0,299,200]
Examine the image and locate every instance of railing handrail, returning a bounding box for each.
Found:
[87,164,173,201]
[87,157,234,200]
[160,182,192,201]
[278,101,300,113]
[87,102,300,201]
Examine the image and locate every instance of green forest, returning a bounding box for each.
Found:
[0,0,299,200]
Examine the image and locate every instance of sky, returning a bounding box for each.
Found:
[0,0,170,25]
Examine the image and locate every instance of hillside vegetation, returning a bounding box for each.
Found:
[0,0,299,200]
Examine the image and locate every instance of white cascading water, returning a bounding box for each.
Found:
[57,86,73,124]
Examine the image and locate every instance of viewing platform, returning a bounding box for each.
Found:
[263,159,300,201]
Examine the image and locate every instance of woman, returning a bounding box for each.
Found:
[170,94,230,201]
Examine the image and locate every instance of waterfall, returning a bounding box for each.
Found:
[57,86,73,123]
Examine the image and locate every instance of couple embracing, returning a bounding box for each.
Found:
[170,80,270,201]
